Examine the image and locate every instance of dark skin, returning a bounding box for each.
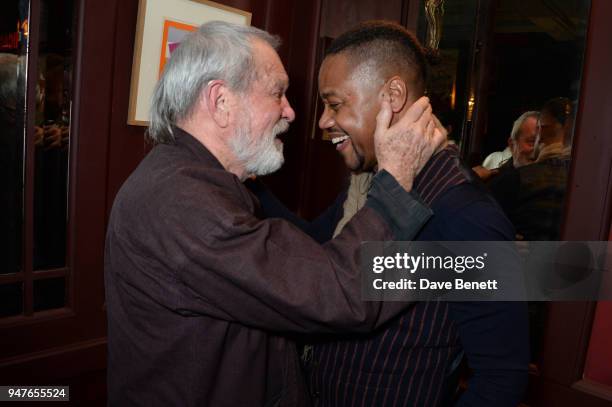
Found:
[318,53,437,174]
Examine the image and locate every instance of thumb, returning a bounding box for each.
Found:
[375,94,393,136]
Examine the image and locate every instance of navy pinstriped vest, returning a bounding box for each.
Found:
[307,146,472,407]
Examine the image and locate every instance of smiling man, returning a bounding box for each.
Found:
[253,21,529,406]
[319,30,429,174]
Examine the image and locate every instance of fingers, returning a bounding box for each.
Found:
[375,94,393,133]
[403,96,430,122]
[432,114,448,139]
[414,105,432,133]
[387,96,431,134]
[426,118,435,140]
[431,113,443,129]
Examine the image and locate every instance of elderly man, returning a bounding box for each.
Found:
[473,111,538,180]
[253,21,529,406]
[105,21,444,406]
[509,111,539,168]
[489,98,573,240]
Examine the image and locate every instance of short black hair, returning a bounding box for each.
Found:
[541,97,573,126]
[325,21,429,92]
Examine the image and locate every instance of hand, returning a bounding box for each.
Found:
[374,95,446,191]
[34,126,44,146]
[472,165,499,181]
[431,114,449,153]
[44,124,63,148]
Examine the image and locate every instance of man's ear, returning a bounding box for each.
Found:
[385,76,408,113]
[204,80,231,128]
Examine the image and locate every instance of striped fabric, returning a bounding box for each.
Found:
[307,145,470,407]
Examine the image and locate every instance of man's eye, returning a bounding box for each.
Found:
[328,103,341,111]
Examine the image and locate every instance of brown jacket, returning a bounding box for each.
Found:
[104,128,431,406]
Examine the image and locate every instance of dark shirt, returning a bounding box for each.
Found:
[488,156,571,240]
[104,127,433,406]
[254,147,529,406]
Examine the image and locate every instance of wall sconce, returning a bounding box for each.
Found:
[467,91,475,122]
[21,19,29,37]
[450,80,456,110]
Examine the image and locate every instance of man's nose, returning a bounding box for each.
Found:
[282,96,296,123]
[318,106,334,130]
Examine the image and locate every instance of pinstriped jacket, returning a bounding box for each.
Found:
[253,146,530,406]
[306,148,529,407]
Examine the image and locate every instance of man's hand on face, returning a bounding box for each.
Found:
[374,95,446,191]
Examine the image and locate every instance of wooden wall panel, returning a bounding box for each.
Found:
[256,0,323,213]
[321,0,404,38]
[529,0,612,405]
[0,0,116,359]
[584,301,612,388]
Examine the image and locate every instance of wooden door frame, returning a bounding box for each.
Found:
[0,0,117,383]
[527,0,612,405]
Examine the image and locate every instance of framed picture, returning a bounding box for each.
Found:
[128,0,251,126]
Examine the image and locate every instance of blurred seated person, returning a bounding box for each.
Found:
[473,111,538,181]
[508,111,538,168]
[488,98,573,240]
[482,145,511,170]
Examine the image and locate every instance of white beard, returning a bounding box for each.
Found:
[230,113,288,176]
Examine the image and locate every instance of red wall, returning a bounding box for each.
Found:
[583,228,612,387]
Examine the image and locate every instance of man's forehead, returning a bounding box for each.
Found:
[318,56,352,97]
[319,54,382,98]
[523,116,538,126]
[259,65,289,89]
[253,41,289,87]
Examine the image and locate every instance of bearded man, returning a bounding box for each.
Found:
[104,21,445,406]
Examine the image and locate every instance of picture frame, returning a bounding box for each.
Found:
[128,0,251,126]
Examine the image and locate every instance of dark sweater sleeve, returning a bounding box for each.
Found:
[245,178,346,243]
[366,170,432,241]
[247,171,432,243]
[428,191,529,407]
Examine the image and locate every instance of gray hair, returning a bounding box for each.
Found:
[510,111,539,141]
[148,21,280,144]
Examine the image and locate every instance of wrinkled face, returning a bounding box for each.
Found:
[511,116,537,167]
[318,53,381,172]
[231,40,295,176]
